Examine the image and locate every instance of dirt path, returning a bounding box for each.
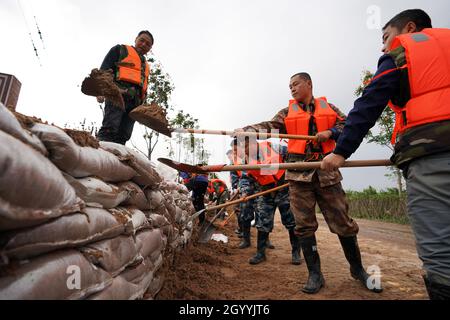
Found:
[157,212,427,300]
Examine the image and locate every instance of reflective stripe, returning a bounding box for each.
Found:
[319,99,327,109]
[411,33,429,42]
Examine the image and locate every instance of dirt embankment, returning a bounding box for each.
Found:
[157,213,427,300]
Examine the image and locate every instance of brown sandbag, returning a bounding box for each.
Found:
[87,276,137,300]
[0,131,83,231]
[118,181,151,210]
[0,207,130,261]
[99,141,162,188]
[80,235,140,276]
[64,175,130,209]
[30,123,136,182]
[0,103,47,155]
[145,271,165,299]
[0,249,112,300]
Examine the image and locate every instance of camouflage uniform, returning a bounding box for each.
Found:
[237,172,256,229]
[244,99,359,239]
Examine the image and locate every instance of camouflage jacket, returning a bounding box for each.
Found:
[243,98,346,186]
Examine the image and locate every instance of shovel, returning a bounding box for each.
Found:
[197,191,241,243]
[197,183,289,243]
[157,158,394,174]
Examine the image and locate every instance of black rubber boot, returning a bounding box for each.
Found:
[238,225,251,249]
[338,235,383,293]
[249,230,268,265]
[288,228,302,265]
[423,275,450,300]
[301,235,325,294]
[266,233,275,249]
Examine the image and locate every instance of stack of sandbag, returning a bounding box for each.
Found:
[0,103,195,300]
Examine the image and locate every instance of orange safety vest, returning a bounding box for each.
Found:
[247,141,285,186]
[388,28,450,144]
[116,45,150,100]
[208,179,227,194]
[284,97,338,154]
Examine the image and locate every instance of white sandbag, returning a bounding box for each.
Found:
[0,131,83,231]
[80,235,140,276]
[121,257,155,285]
[147,213,174,240]
[118,181,150,210]
[107,207,150,235]
[87,276,139,300]
[99,141,162,188]
[144,189,165,210]
[64,175,130,208]
[0,207,130,261]
[0,103,47,155]
[135,229,166,263]
[30,123,136,182]
[0,250,112,300]
[146,272,164,299]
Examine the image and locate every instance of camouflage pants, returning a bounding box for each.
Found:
[255,186,296,233]
[238,182,256,228]
[289,173,359,239]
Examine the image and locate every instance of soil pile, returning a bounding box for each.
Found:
[81,68,125,109]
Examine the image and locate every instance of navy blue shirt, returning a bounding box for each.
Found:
[334,54,400,159]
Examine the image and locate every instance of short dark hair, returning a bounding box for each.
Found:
[382,9,432,32]
[137,30,154,45]
[290,72,312,82]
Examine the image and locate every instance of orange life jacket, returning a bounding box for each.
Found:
[116,45,150,100]
[208,179,227,194]
[284,97,338,154]
[247,141,285,186]
[388,28,450,144]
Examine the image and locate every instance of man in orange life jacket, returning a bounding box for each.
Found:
[244,140,302,266]
[97,30,152,145]
[321,9,450,299]
[235,73,381,294]
[207,178,230,219]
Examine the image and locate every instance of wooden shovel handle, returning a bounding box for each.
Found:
[173,128,317,141]
[205,183,289,212]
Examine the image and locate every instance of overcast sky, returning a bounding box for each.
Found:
[1,0,449,190]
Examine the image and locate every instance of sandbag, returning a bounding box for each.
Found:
[87,276,138,300]
[0,103,47,155]
[147,213,174,240]
[30,123,136,182]
[118,181,151,210]
[144,189,165,210]
[80,235,140,276]
[0,131,83,231]
[99,141,162,188]
[135,229,166,263]
[108,207,150,235]
[0,207,130,261]
[121,257,155,285]
[146,271,164,299]
[0,250,112,300]
[64,175,130,208]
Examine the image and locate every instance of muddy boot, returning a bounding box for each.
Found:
[266,233,275,249]
[288,228,302,265]
[301,235,325,294]
[338,235,383,293]
[249,230,268,265]
[423,275,450,300]
[238,225,251,249]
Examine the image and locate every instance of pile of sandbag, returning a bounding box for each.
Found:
[0,103,195,300]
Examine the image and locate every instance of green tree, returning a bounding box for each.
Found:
[168,110,211,164]
[355,70,404,196]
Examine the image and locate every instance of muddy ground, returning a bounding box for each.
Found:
[157,212,427,300]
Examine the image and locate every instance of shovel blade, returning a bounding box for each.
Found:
[158,158,208,174]
[197,222,218,243]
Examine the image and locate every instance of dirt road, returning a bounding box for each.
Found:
[157,212,427,300]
